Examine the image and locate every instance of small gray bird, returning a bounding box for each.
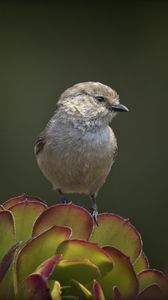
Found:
[35,82,128,223]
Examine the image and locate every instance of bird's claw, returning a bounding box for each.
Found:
[60,195,71,204]
[90,207,98,226]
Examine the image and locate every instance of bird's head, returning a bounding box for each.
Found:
[57,82,129,128]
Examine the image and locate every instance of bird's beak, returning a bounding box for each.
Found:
[111,103,129,112]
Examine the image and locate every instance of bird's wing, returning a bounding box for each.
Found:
[34,134,46,155]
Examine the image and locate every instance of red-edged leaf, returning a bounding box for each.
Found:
[56,239,113,276]
[101,246,138,300]
[9,200,47,243]
[3,194,27,209]
[3,194,46,210]
[18,273,52,300]
[136,284,164,300]
[138,269,168,297]
[133,250,149,274]
[0,211,15,261]
[93,280,105,300]
[16,225,71,285]
[35,255,61,279]
[33,203,93,240]
[90,213,142,263]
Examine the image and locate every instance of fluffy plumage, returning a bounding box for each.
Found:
[35,82,128,222]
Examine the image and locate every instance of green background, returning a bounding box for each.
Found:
[0,1,168,272]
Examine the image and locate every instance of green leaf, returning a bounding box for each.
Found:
[9,199,47,243]
[0,264,15,300]
[56,240,113,276]
[0,242,19,283]
[133,250,149,274]
[138,269,168,297]
[0,243,19,300]
[69,280,92,300]
[33,203,93,240]
[50,280,62,300]
[0,211,15,261]
[90,213,142,263]
[93,280,105,300]
[52,259,100,285]
[18,273,52,300]
[16,225,71,285]
[100,246,138,300]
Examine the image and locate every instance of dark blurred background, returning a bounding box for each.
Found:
[0,1,168,271]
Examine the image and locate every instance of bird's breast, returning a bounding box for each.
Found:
[37,125,117,194]
[50,125,117,163]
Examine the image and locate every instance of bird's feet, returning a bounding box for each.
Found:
[90,206,98,226]
[89,193,98,225]
[58,189,71,204]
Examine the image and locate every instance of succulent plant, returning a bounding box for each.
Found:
[0,195,167,300]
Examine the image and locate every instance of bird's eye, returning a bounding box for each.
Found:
[95,96,105,102]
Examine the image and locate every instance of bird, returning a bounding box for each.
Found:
[35,82,129,224]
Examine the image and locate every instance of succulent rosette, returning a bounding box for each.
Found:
[0,195,167,300]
